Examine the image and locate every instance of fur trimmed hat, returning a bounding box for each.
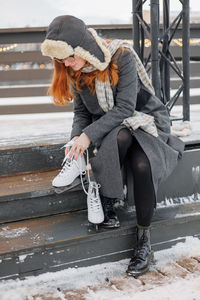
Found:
[41,15,111,71]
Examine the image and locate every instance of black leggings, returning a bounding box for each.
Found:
[117,128,155,227]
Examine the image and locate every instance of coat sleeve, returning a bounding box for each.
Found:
[70,93,92,139]
[83,50,138,144]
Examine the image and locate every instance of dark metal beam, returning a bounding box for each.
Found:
[131,0,190,121]
[162,0,170,104]
[132,0,141,56]
[151,0,161,99]
[182,0,190,121]
[0,23,198,44]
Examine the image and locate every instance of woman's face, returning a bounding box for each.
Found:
[63,55,86,71]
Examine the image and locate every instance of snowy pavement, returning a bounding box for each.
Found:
[0,236,199,300]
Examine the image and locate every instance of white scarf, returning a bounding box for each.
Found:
[82,39,158,138]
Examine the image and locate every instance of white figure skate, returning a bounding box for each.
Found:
[52,140,86,189]
[87,181,104,228]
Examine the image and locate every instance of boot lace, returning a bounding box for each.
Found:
[135,235,149,260]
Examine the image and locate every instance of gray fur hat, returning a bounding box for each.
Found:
[41,15,111,71]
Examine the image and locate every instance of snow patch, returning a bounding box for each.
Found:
[18,253,34,263]
[157,194,200,208]
[155,236,200,268]
[0,227,29,239]
[175,212,200,218]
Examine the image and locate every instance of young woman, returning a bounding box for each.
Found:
[41,15,184,277]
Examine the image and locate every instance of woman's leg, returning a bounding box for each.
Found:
[126,137,155,277]
[117,128,133,167]
[129,137,155,227]
[101,128,133,228]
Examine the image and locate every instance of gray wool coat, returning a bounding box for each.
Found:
[70,50,185,201]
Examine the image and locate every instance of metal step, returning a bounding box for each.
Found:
[0,169,87,224]
[0,143,65,176]
[0,202,199,280]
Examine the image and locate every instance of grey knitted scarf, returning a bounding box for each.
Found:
[82,39,158,137]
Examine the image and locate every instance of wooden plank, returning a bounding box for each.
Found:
[0,103,73,113]
[0,69,52,81]
[0,179,87,224]
[0,46,199,66]
[0,143,65,176]
[0,170,58,197]
[0,86,49,98]
[0,78,199,98]
[0,58,199,84]
[0,51,51,64]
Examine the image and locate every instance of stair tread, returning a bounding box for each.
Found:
[0,210,134,256]
[0,136,67,150]
[0,111,73,150]
[0,202,199,257]
[0,169,59,197]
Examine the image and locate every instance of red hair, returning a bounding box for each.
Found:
[49,47,124,106]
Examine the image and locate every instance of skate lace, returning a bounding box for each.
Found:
[79,149,94,195]
[58,157,73,176]
[88,183,102,213]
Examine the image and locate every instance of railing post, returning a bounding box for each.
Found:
[150,0,161,99]
[182,0,190,121]
[132,0,140,56]
[132,0,144,61]
[162,0,170,104]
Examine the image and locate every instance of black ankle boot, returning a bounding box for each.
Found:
[101,197,120,229]
[126,226,154,277]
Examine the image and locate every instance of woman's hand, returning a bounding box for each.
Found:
[65,136,79,157]
[68,133,91,160]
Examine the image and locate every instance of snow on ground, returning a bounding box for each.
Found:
[0,236,199,300]
[85,276,200,300]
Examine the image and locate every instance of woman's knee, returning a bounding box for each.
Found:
[117,128,132,148]
[131,153,151,175]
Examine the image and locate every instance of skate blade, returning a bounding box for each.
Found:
[53,177,88,194]
[100,221,121,229]
[88,222,102,232]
